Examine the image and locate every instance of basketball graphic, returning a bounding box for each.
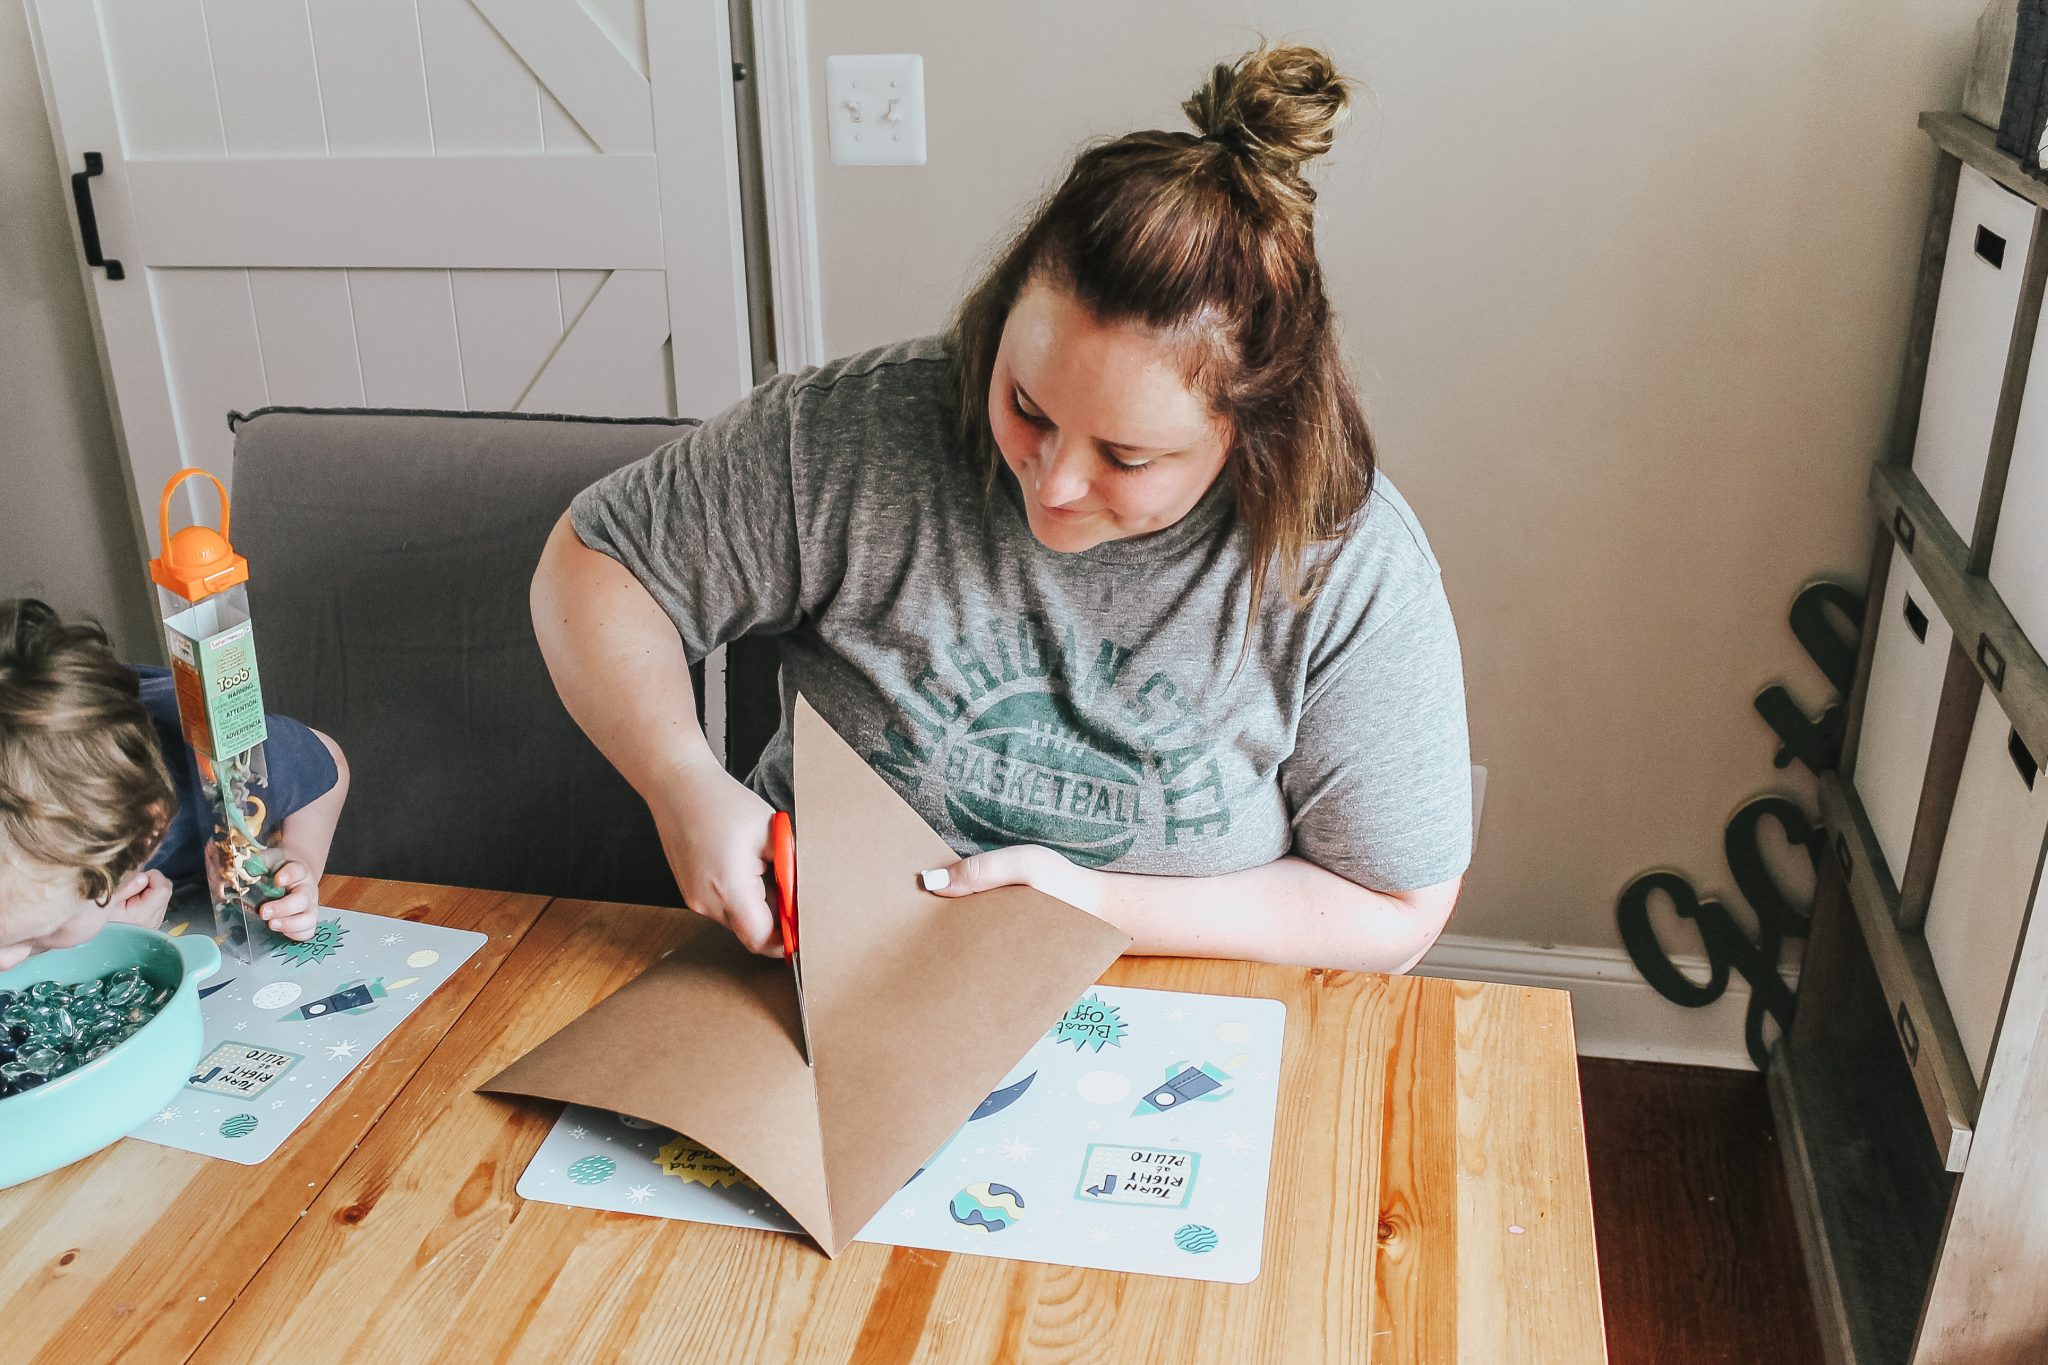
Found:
[943,690,1146,867]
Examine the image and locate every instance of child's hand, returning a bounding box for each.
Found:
[257,855,322,941]
[106,869,173,931]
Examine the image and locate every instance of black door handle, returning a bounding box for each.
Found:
[70,152,124,281]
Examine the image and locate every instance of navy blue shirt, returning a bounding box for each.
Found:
[134,666,339,886]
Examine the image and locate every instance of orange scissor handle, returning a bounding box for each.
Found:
[770,810,797,956]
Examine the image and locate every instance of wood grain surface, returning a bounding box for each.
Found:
[178,895,1604,1364]
[0,879,547,1365]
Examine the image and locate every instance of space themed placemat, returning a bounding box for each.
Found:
[128,902,485,1164]
[516,983,1286,1283]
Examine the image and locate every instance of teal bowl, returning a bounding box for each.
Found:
[0,925,221,1189]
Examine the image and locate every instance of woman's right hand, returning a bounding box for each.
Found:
[648,752,783,955]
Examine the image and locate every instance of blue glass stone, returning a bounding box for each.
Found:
[0,966,171,1103]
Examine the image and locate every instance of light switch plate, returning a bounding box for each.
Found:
[825,54,926,167]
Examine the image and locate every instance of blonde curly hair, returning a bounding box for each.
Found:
[0,599,174,901]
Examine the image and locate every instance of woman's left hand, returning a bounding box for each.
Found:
[919,844,1107,917]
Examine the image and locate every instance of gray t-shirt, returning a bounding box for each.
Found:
[572,336,1471,892]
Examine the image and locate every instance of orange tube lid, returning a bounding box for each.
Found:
[148,468,248,602]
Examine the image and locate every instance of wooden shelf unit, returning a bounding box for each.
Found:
[1775,112,2048,1365]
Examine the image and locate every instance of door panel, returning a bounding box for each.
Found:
[32,0,752,756]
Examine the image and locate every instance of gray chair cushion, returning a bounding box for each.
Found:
[230,406,698,907]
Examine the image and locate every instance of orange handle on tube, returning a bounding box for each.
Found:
[149,467,249,601]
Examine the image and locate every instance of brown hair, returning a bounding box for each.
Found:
[0,599,174,901]
[950,43,1374,625]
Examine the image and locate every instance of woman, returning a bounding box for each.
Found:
[532,45,1471,973]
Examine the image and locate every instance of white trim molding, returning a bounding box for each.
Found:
[750,0,827,372]
[1416,934,1799,1071]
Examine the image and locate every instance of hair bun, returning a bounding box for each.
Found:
[1184,44,1350,174]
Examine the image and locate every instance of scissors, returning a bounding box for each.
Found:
[767,811,813,1065]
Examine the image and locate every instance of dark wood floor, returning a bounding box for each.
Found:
[1579,1058,1824,1364]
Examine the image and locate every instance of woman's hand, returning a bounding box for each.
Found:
[918,844,1107,918]
[649,753,782,956]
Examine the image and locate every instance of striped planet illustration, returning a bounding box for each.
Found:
[219,1113,259,1139]
[949,1181,1026,1233]
[1173,1224,1220,1254]
[568,1155,617,1186]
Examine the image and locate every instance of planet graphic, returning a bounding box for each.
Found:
[568,1155,617,1186]
[949,1181,1026,1233]
[1174,1224,1220,1254]
[406,949,440,969]
[219,1113,259,1139]
[1215,1021,1252,1045]
[944,691,1144,867]
[1075,1071,1130,1105]
[251,982,302,1010]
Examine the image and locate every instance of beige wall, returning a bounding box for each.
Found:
[0,1,1989,956]
[805,1,1985,950]
[0,2,155,659]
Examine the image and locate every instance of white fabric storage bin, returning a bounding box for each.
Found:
[1854,555,1953,881]
[1924,686,2048,1080]
[1990,319,2048,641]
[1913,164,2037,541]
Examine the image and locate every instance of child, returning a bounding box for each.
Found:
[0,598,349,971]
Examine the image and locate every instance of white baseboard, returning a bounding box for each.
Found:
[1414,934,1795,1071]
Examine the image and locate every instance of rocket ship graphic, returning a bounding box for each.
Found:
[281,976,418,1021]
[1132,1056,1246,1116]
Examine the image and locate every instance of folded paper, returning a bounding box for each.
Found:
[481,695,1133,1255]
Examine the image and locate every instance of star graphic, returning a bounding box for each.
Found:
[404,993,420,1002]
[900,1206,918,1220]
[271,1099,288,1109]
[379,933,403,946]
[1086,1119,1101,1131]
[152,1106,180,1125]
[326,1039,361,1060]
[625,1184,656,1205]
[1164,1006,1188,1022]
[233,1021,248,1031]
[568,1126,587,1140]
[1087,1225,1117,1246]
[1254,1071,1271,1083]
[995,1136,1036,1164]
[1220,1130,1255,1154]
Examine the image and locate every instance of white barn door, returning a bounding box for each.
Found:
[29,0,752,753]
[28,0,751,514]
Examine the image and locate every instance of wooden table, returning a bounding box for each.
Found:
[0,879,1605,1363]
